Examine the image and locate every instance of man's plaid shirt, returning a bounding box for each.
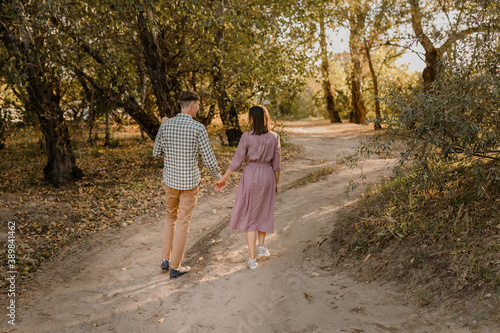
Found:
[153,113,221,190]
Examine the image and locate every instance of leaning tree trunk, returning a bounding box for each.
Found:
[75,68,161,140]
[136,7,180,118]
[364,41,382,130]
[319,16,341,123]
[212,21,242,146]
[58,14,162,139]
[120,96,161,140]
[348,21,367,124]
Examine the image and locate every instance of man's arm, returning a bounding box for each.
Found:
[197,126,221,180]
[152,124,165,158]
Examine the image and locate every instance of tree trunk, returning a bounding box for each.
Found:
[89,90,95,142]
[76,69,160,140]
[136,8,180,117]
[319,16,341,123]
[104,106,110,146]
[0,5,83,186]
[196,103,216,127]
[364,40,382,130]
[409,0,440,90]
[212,20,242,146]
[0,117,6,150]
[422,49,439,90]
[349,16,367,124]
[120,96,160,140]
[29,81,83,187]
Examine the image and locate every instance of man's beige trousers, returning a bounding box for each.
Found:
[162,184,200,270]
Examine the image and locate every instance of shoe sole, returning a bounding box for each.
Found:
[257,253,270,257]
[170,271,190,278]
[170,273,187,278]
[170,267,191,278]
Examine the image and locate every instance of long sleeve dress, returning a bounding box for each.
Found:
[228,130,281,233]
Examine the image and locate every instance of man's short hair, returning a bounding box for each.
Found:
[179,91,200,110]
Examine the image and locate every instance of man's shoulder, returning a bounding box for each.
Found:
[168,115,204,129]
[188,118,207,133]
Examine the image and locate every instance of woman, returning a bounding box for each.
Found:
[215,105,281,269]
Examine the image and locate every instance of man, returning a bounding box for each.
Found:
[153,91,222,278]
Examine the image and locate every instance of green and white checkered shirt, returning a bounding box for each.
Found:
[153,113,221,190]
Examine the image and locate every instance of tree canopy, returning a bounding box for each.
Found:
[1,0,498,186]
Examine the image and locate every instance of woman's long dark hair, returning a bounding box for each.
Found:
[249,105,270,135]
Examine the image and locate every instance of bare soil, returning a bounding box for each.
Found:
[2,121,495,332]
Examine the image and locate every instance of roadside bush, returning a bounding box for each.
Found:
[342,30,500,293]
[354,38,499,198]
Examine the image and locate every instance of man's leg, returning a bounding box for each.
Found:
[169,185,200,270]
[162,186,180,262]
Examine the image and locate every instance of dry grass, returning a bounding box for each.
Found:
[346,160,500,290]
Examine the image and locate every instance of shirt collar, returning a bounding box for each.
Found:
[176,113,193,119]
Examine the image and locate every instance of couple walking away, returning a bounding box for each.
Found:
[153,91,281,278]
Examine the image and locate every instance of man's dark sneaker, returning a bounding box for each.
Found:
[161,259,169,271]
[170,266,191,279]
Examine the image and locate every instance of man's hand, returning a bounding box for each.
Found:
[161,117,169,124]
[214,178,226,191]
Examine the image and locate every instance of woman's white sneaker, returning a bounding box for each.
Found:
[257,246,270,257]
[247,258,258,269]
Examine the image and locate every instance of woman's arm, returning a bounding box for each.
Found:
[215,133,247,191]
[274,171,280,193]
[215,169,234,189]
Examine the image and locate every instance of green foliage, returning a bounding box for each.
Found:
[350,37,499,198]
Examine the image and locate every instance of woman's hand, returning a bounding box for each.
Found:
[215,169,233,191]
[161,117,169,124]
[214,178,226,191]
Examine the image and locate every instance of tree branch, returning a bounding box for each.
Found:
[439,26,490,54]
[408,0,437,55]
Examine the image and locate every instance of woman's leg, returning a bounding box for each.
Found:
[258,231,266,247]
[246,231,257,260]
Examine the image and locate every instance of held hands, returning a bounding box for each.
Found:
[215,170,232,191]
[214,178,226,191]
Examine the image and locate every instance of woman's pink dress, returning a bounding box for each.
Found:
[228,131,281,233]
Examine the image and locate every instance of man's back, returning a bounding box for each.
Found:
[153,113,220,190]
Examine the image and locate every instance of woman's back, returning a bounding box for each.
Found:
[228,131,280,172]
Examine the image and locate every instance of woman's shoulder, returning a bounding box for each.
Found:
[268,130,280,139]
[245,130,279,139]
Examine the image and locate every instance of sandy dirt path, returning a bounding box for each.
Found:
[3,122,477,333]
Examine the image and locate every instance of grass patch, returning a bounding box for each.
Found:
[347,160,500,291]
[284,166,336,190]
